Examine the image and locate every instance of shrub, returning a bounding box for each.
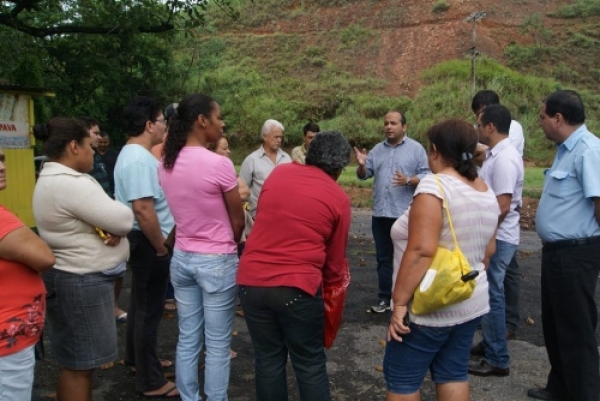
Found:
[551,0,600,18]
[432,0,450,13]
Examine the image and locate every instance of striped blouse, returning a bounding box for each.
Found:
[391,173,500,327]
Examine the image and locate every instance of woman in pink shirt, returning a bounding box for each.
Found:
[158,94,244,401]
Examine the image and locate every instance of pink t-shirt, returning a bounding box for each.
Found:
[158,146,238,254]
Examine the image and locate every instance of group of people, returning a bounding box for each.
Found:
[359,89,598,401]
[0,88,598,401]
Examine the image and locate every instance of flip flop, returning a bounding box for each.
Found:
[116,313,127,324]
[141,383,180,399]
[131,359,173,374]
[164,301,177,312]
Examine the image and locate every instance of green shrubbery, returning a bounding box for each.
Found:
[175,1,600,166]
[432,0,450,14]
[551,0,600,18]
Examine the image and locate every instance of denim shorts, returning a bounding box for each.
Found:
[383,317,481,394]
[43,269,117,370]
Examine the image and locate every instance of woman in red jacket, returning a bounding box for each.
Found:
[237,131,352,401]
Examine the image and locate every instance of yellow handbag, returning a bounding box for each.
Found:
[411,175,479,315]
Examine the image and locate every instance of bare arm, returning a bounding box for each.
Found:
[0,227,55,273]
[483,230,497,270]
[132,197,168,256]
[388,193,442,341]
[496,194,512,226]
[237,177,250,202]
[224,186,245,244]
[239,158,253,190]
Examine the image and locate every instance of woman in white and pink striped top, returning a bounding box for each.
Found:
[384,119,500,401]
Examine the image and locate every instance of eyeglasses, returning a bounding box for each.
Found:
[155,119,167,125]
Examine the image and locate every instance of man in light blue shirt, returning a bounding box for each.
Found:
[114,96,178,398]
[528,90,600,401]
[354,111,429,313]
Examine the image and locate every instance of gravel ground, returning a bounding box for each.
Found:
[31,209,599,401]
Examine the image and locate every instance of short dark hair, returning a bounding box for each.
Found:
[426,119,478,181]
[33,118,89,160]
[544,90,585,125]
[303,122,320,136]
[388,110,407,125]
[480,104,511,135]
[99,131,109,138]
[77,116,100,130]
[305,131,351,177]
[123,96,163,137]
[471,90,500,113]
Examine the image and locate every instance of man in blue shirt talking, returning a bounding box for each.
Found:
[528,90,600,401]
[354,111,430,313]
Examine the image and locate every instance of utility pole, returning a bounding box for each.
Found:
[465,11,486,96]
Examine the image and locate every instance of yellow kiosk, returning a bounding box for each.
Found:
[0,84,55,226]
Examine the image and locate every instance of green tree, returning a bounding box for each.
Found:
[0,0,245,37]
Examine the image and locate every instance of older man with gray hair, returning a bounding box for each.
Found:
[240,119,292,217]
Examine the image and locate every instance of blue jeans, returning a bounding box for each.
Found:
[372,216,397,303]
[0,345,35,401]
[504,254,520,333]
[384,317,481,394]
[481,239,517,369]
[170,250,238,401]
[239,286,330,401]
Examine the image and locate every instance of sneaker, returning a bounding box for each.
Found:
[371,301,390,313]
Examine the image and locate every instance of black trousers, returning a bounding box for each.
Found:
[239,286,330,401]
[541,243,600,401]
[125,230,171,392]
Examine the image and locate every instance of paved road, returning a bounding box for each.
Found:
[31,209,600,401]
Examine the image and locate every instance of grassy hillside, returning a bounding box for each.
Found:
[171,0,600,166]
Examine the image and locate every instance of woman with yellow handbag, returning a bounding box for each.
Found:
[383,119,499,401]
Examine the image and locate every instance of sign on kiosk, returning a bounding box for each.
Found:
[0,93,31,149]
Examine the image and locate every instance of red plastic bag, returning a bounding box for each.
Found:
[323,273,350,349]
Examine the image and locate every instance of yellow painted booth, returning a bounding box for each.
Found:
[0,84,55,226]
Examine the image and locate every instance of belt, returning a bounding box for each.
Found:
[542,236,600,251]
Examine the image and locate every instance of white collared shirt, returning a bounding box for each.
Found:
[479,138,524,245]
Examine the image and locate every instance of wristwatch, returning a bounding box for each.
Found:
[406,178,412,187]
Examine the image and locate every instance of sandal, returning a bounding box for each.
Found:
[115,312,127,324]
[141,382,180,399]
[164,300,177,312]
[131,359,173,373]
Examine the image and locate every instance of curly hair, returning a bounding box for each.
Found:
[305,131,351,177]
[162,94,216,170]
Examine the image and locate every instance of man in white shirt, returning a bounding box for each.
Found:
[469,104,524,377]
[239,119,292,218]
[471,90,523,340]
